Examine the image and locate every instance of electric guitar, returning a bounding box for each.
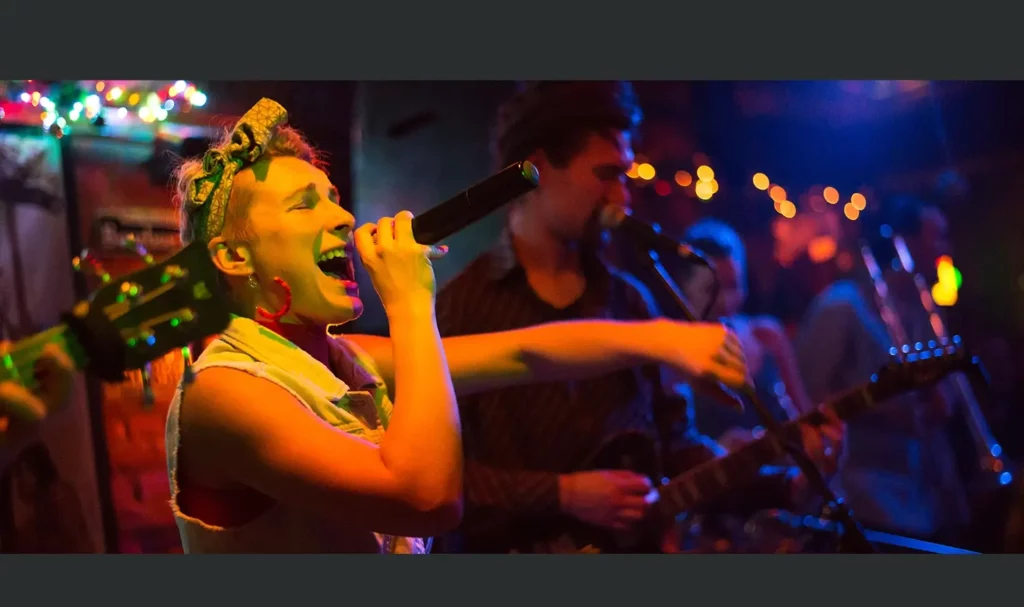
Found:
[509,342,976,553]
[0,240,232,399]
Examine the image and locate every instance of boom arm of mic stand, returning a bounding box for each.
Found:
[626,244,878,553]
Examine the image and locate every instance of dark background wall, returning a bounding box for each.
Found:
[348,81,516,335]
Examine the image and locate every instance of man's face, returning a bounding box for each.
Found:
[679,254,747,320]
[532,131,633,244]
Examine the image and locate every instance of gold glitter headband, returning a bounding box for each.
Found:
[186,97,288,242]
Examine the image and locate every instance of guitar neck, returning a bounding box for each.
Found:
[655,383,875,520]
[1,324,87,390]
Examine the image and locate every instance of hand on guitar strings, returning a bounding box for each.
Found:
[558,469,659,531]
[796,408,846,477]
[0,341,76,446]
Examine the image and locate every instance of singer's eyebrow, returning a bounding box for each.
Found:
[282,183,319,204]
[327,186,340,204]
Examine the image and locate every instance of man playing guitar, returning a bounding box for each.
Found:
[434,82,840,554]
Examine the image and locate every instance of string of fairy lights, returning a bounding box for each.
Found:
[626,158,961,306]
[0,80,210,136]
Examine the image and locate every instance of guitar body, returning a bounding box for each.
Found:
[497,345,973,554]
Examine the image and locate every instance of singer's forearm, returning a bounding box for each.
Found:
[346,319,665,398]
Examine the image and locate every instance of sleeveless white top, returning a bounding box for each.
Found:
[165,316,427,554]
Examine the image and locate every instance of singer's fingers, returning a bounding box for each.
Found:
[706,366,747,391]
[353,223,379,262]
[392,211,416,244]
[722,331,744,359]
[713,349,747,376]
[423,244,449,260]
[376,216,395,248]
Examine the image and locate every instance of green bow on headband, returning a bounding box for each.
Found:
[187,97,289,242]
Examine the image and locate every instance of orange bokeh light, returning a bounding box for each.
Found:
[769,185,787,203]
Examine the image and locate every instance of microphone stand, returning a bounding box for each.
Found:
[625,243,878,554]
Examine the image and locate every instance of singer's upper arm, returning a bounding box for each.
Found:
[177,367,460,537]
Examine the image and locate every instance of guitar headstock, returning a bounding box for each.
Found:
[65,240,232,380]
[869,338,971,402]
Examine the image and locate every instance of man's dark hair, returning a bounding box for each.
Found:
[493,81,643,168]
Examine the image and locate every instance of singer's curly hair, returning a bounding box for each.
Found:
[172,125,326,245]
[493,81,643,169]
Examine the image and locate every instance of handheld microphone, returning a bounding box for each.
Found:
[411,161,540,245]
[599,206,711,266]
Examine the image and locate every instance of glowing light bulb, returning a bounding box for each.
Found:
[626,163,640,179]
[696,165,714,181]
[117,107,128,119]
[674,171,693,187]
[191,92,207,107]
[109,87,123,100]
[844,202,860,220]
[637,163,656,180]
[695,181,714,200]
[164,99,175,110]
[769,185,787,203]
[823,187,840,204]
[752,173,769,190]
[19,92,30,102]
[851,192,866,210]
[778,200,796,218]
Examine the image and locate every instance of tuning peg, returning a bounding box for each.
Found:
[160,264,188,285]
[140,363,155,407]
[116,280,144,304]
[181,346,195,384]
[72,249,111,283]
[122,233,155,266]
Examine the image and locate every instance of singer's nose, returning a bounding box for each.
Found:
[328,206,356,237]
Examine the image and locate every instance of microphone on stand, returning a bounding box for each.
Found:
[599,206,712,267]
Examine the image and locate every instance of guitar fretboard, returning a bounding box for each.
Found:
[654,383,876,519]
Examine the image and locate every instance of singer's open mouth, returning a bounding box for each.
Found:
[316,247,355,282]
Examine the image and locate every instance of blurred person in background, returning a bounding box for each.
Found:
[662,219,845,551]
[794,195,971,543]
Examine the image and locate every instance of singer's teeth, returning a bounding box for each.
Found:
[317,247,347,263]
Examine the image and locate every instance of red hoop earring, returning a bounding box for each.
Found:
[256,276,293,321]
